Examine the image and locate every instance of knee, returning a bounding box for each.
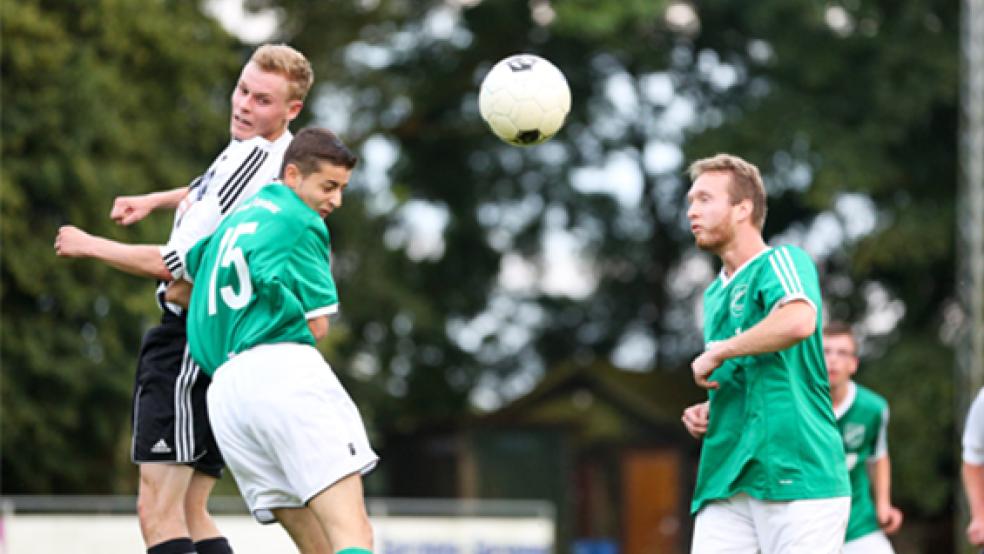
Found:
[183,492,211,525]
[137,472,183,524]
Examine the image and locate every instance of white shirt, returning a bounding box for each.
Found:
[964,387,984,465]
[157,132,293,313]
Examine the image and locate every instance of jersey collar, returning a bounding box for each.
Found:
[833,380,857,420]
[718,246,772,288]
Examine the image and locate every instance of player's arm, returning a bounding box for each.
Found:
[308,315,330,341]
[869,455,903,534]
[867,406,903,534]
[965,462,984,546]
[111,186,190,226]
[55,225,172,280]
[964,390,984,546]
[692,300,815,389]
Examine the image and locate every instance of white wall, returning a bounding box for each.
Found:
[2,513,554,554]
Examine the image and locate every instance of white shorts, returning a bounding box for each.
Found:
[207,343,378,522]
[692,493,850,554]
[844,530,894,554]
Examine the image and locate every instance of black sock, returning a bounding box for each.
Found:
[195,537,233,554]
[148,537,196,554]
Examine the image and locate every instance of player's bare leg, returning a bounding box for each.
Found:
[307,473,373,550]
[137,463,194,546]
[184,471,221,540]
[274,506,334,554]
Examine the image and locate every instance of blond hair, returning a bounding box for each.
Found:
[249,44,314,102]
[688,153,767,230]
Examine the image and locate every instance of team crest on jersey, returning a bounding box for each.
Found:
[730,284,749,318]
[844,423,866,450]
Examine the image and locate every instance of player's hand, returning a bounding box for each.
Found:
[969,515,984,546]
[968,515,984,546]
[691,345,725,389]
[164,279,192,309]
[876,503,903,535]
[681,401,710,439]
[54,225,94,257]
[110,194,154,226]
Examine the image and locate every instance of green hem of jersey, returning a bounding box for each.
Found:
[845,520,881,542]
[690,487,851,515]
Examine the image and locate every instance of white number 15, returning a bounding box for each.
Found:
[208,222,258,315]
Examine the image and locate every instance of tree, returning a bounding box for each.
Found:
[256,0,959,538]
[1,0,239,492]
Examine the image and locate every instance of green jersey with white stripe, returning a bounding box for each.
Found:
[836,381,890,542]
[184,184,339,376]
[692,245,850,514]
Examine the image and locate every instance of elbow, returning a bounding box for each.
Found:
[785,306,816,342]
[308,317,329,341]
[791,317,816,341]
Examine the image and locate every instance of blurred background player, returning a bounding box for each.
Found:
[181,128,377,553]
[684,153,850,553]
[54,44,312,554]
[682,323,906,553]
[823,321,903,553]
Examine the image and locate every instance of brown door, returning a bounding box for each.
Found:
[621,449,682,554]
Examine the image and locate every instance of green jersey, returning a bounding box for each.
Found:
[692,245,850,514]
[835,381,889,542]
[185,184,338,376]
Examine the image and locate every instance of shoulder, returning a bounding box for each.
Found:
[854,382,889,412]
[766,245,815,267]
[760,245,819,285]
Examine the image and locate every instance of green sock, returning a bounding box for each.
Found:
[336,549,372,554]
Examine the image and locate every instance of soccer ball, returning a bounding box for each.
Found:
[478,54,572,147]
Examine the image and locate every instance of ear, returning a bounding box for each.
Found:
[282,163,301,188]
[286,100,304,123]
[735,198,754,223]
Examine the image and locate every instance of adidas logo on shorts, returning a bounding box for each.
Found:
[151,439,172,454]
[348,443,356,456]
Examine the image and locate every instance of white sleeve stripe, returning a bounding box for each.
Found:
[216,146,262,201]
[779,247,806,293]
[774,248,803,293]
[219,149,268,214]
[768,254,794,296]
[306,304,339,319]
[873,406,890,459]
[771,249,803,295]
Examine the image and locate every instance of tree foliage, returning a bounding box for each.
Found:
[1,0,239,492]
[2,2,959,542]
[258,0,958,522]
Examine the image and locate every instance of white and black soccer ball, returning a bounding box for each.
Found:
[478,54,572,147]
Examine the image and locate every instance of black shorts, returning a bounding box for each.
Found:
[131,311,224,478]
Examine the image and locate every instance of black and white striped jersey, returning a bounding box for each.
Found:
[157,131,293,314]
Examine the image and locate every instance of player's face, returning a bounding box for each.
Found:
[823,333,858,387]
[287,161,351,218]
[686,171,739,252]
[230,62,303,142]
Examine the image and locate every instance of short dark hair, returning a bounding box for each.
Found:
[822,320,857,353]
[280,127,358,178]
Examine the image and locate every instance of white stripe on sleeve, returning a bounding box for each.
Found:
[306,304,340,319]
[768,252,794,296]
